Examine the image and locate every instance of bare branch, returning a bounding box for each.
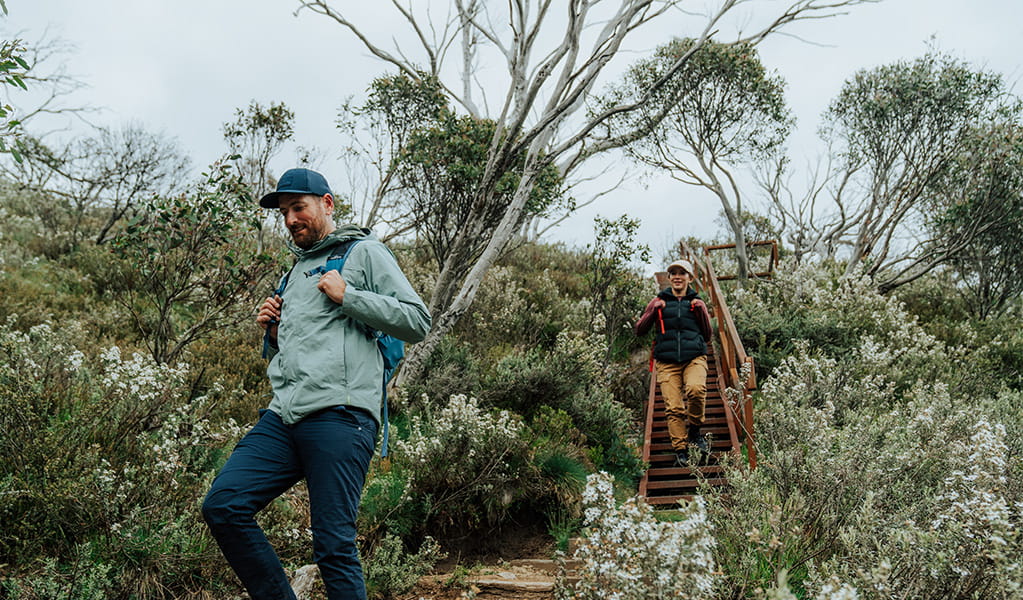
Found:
[296,1,423,80]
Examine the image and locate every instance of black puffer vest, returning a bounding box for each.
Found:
[652,287,707,364]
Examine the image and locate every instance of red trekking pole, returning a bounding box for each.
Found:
[649,307,666,372]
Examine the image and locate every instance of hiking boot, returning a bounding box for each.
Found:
[687,426,710,465]
[674,448,689,468]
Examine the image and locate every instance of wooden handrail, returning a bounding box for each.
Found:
[689,243,761,469]
[651,241,770,470]
[640,366,657,468]
[704,240,778,281]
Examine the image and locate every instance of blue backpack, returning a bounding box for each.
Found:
[262,238,403,456]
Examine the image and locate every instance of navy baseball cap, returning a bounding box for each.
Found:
[259,168,333,208]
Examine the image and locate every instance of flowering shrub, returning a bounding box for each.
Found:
[390,394,537,531]
[557,471,717,600]
[706,264,1023,598]
[0,319,261,597]
[462,244,591,352]
[804,419,1022,598]
[763,570,861,600]
[387,241,642,546]
[2,544,115,600]
[731,258,952,388]
[468,265,570,345]
[363,533,445,599]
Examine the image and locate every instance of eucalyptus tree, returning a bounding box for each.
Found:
[766,51,1014,291]
[830,52,1007,280]
[222,100,296,251]
[336,72,448,237]
[223,100,295,203]
[397,110,564,316]
[598,38,791,283]
[296,0,878,383]
[934,119,1023,318]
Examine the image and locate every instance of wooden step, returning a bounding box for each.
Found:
[640,322,752,504]
[648,435,730,446]
[647,453,728,467]
[648,439,731,452]
[651,408,727,419]
[646,465,725,478]
[646,495,693,505]
[650,417,729,428]
[645,477,727,490]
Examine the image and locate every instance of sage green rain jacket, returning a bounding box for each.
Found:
[266,225,431,425]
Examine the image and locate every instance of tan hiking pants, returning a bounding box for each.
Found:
[655,355,708,452]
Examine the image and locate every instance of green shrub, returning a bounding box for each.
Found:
[531,407,591,513]
[0,319,254,596]
[481,328,643,482]
[392,394,538,533]
[464,264,575,351]
[363,533,444,600]
[186,326,273,425]
[401,336,482,406]
[584,216,653,364]
[704,265,1023,598]
[485,347,583,416]
[358,468,422,542]
[733,259,954,390]
[971,315,1023,392]
[1,544,114,600]
[108,165,278,363]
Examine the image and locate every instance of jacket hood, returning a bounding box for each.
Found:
[287,224,371,258]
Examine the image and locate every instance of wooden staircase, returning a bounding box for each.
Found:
[639,242,772,506]
[639,347,733,505]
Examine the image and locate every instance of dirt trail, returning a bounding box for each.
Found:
[404,559,567,599]
[292,536,580,600]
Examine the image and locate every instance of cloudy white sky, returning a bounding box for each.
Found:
[6,0,1023,267]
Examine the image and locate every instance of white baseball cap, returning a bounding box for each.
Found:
[666,259,695,275]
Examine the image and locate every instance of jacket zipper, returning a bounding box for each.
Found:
[677,297,683,358]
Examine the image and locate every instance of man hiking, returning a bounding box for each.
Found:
[202,168,431,599]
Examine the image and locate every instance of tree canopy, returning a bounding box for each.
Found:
[297,0,876,382]
[824,50,1008,283]
[600,38,791,281]
[765,49,1021,295]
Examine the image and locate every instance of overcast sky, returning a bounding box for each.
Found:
[7,0,1023,268]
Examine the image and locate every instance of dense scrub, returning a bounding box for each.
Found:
[0,183,652,598]
[709,260,1023,598]
[2,176,1021,598]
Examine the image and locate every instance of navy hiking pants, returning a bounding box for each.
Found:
[202,406,377,600]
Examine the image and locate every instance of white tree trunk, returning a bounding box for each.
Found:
[298,0,880,381]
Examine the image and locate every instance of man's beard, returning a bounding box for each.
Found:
[290,222,327,249]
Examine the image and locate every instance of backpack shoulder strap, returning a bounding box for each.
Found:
[262,260,298,359]
[325,238,362,273]
[303,238,362,278]
[273,262,297,297]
